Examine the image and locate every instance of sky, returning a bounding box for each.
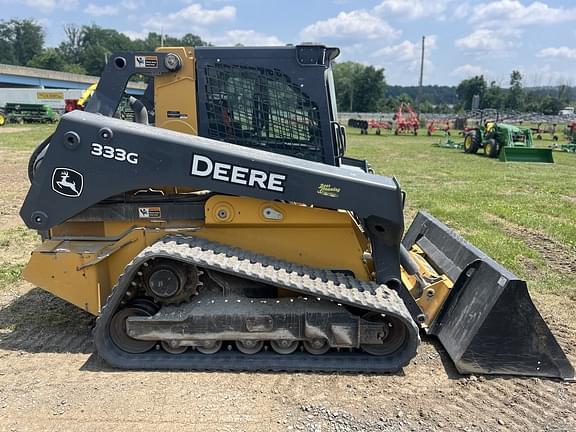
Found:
[1,0,575,86]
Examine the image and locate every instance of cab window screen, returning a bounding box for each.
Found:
[204,63,323,161]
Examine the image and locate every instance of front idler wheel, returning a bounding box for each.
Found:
[109,300,159,354]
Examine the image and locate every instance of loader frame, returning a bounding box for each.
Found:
[19,46,574,380]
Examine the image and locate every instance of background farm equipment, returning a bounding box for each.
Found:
[0,109,5,127]
[348,118,369,133]
[64,99,82,113]
[427,120,451,136]
[463,110,554,163]
[4,103,58,124]
[553,122,576,153]
[394,102,419,135]
[434,137,463,149]
[368,119,392,135]
[348,118,392,135]
[531,122,559,141]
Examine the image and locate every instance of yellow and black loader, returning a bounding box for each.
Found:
[20,45,574,379]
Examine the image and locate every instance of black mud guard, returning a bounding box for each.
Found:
[403,211,575,381]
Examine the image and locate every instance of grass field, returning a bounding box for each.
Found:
[1,123,575,299]
[0,123,575,431]
[346,128,576,298]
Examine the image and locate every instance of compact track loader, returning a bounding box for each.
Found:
[20,46,573,379]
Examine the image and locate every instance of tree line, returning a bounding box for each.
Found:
[455,72,574,115]
[1,19,573,114]
[0,19,207,76]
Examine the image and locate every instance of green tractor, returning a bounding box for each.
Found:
[463,111,554,163]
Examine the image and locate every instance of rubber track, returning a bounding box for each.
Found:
[94,235,420,372]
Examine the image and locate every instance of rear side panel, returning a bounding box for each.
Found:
[404,211,574,380]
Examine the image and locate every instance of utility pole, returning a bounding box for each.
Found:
[417,35,425,116]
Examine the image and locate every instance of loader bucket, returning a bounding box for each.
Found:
[403,212,574,380]
[498,147,555,163]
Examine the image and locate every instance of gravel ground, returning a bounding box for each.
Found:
[0,147,574,432]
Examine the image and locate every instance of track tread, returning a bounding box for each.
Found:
[94,235,419,372]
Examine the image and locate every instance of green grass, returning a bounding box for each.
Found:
[0,263,24,289]
[0,226,38,248]
[0,227,39,290]
[1,123,574,297]
[346,128,576,296]
[0,124,56,150]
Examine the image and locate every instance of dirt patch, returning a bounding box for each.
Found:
[488,214,576,275]
[0,127,30,134]
[0,283,574,432]
[561,195,576,204]
[0,149,30,229]
[0,138,574,431]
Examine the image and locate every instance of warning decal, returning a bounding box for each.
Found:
[135,55,159,68]
[138,207,162,218]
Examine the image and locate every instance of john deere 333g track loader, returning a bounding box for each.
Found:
[20,46,573,379]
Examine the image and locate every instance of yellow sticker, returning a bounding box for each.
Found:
[37,92,64,100]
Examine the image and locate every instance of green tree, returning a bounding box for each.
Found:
[506,70,524,110]
[540,96,562,115]
[333,62,364,111]
[0,22,16,64]
[27,48,66,70]
[80,44,110,76]
[69,26,208,75]
[333,62,386,112]
[62,64,87,74]
[59,24,83,65]
[355,65,386,112]
[0,19,44,65]
[419,100,434,113]
[456,75,487,110]
[482,81,505,109]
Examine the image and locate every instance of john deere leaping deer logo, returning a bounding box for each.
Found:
[51,168,83,197]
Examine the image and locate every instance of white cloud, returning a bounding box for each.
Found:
[451,64,490,77]
[85,4,120,17]
[210,30,283,46]
[375,0,454,19]
[300,10,400,42]
[144,4,236,32]
[454,2,471,19]
[121,30,149,41]
[521,64,573,86]
[373,36,437,83]
[121,0,141,10]
[470,0,576,28]
[373,35,437,61]
[455,28,520,51]
[22,0,78,12]
[59,0,78,10]
[537,46,576,60]
[23,0,55,11]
